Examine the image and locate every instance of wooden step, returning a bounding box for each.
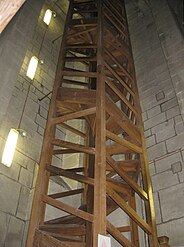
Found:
[57,87,96,105]
[39,224,86,236]
[34,230,85,247]
[70,18,97,28]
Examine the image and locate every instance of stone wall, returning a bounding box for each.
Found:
[0,1,67,246]
[126,0,184,246]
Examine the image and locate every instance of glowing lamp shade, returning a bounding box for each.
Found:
[26,56,38,80]
[44,9,52,25]
[2,129,19,167]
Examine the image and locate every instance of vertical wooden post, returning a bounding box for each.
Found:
[93,0,106,246]
[26,1,74,246]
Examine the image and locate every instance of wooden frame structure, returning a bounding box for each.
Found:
[26,0,159,246]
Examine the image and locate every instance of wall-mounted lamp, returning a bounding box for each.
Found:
[43,9,56,26]
[26,56,39,80]
[1,129,26,167]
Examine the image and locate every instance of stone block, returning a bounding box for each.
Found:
[155,152,182,173]
[153,192,162,224]
[166,132,184,152]
[19,168,33,188]
[156,91,165,101]
[146,135,156,148]
[147,142,167,161]
[0,175,21,214]
[157,217,184,246]
[142,111,147,121]
[171,161,182,174]
[5,216,24,247]
[149,162,156,176]
[161,97,178,111]
[39,106,48,119]
[144,112,166,130]
[16,186,31,220]
[155,123,176,143]
[159,183,184,222]
[166,105,180,119]
[147,105,161,119]
[35,114,47,129]
[144,129,152,138]
[0,211,10,246]
[152,170,179,192]
[0,162,20,181]
[151,119,174,134]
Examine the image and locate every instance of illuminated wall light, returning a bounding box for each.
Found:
[26,56,39,80]
[2,129,19,167]
[44,9,53,25]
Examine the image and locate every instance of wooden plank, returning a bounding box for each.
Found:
[117,226,131,232]
[52,139,95,155]
[52,107,96,124]
[61,70,97,78]
[67,26,97,39]
[65,56,97,62]
[49,188,84,199]
[106,96,141,144]
[60,123,86,138]
[57,87,96,105]
[104,11,127,41]
[105,62,135,97]
[62,79,88,87]
[0,0,26,33]
[34,230,86,247]
[43,195,94,223]
[105,77,137,115]
[26,2,75,246]
[66,44,97,49]
[93,0,107,245]
[107,156,148,201]
[39,224,86,236]
[70,18,97,28]
[53,149,83,155]
[47,165,94,185]
[107,221,135,247]
[106,130,142,154]
[106,186,152,234]
[104,48,132,81]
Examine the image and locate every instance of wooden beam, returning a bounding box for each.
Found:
[42,195,94,223]
[47,165,94,186]
[106,130,142,154]
[0,0,26,33]
[52,107,96,124]
[107,221,135,247]
[49,188,84,199]
[107,186,152,234]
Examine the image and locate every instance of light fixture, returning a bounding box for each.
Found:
[1,129,27,167]
[2,129,19,167]
[26,56,39,80]
[44,9,53,25]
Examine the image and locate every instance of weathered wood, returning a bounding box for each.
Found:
[107,221,135,247]
[43,195,94,223]
[34,230,86,247]
[107,185,152,234]
[49,189,84,199]
[0,0,26,33]
[106,130,142,153]
[52,139,95,154]
[47,165,94,185]
[107,156,148,201]
[52,107,96,124]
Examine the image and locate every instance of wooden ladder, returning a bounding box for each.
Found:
[26,0,159,246]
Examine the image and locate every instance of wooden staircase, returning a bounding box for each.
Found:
[26,0,160,246]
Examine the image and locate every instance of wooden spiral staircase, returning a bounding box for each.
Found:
[26,0,162,246]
